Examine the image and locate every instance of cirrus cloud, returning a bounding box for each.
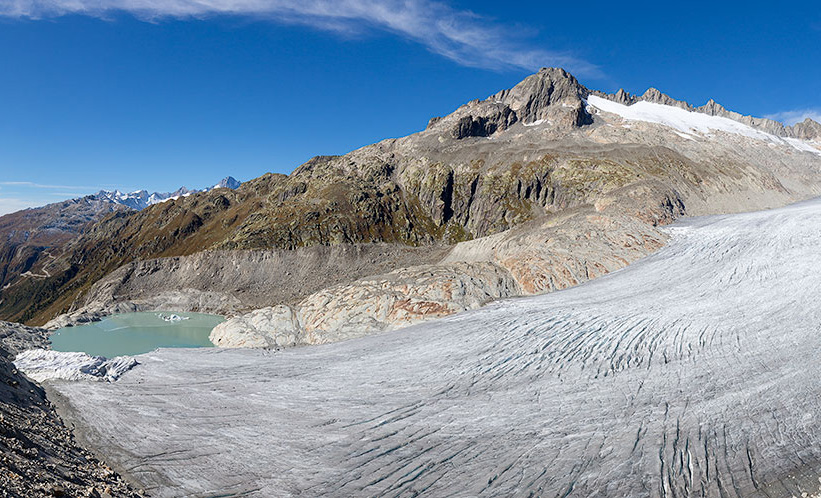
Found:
[765,109,821,126]
[0,0,600,76]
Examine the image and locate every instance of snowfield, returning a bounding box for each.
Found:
[51,198,821,497]
[587,94,821,155]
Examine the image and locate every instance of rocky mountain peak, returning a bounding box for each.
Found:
[640,88,692,110]
[698,98,728,115]
[612,88,634,105]
[792,117,821,140]
[215,176,241,189]
[490,67,590,124]
[427,67,593,140]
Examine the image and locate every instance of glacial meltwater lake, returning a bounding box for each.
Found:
[50,312,225,357]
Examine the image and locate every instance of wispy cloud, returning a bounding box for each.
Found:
[0,180,105,215]
[0,181,100,190]
[0,197,44,216]
[0,0,599,76]
[765,109,821,126]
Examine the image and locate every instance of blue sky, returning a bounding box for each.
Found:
[1,0,820,214]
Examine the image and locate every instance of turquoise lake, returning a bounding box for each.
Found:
[49,312,225,357]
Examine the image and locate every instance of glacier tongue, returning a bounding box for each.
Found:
[14,349,137,383]
[48,197,821,497]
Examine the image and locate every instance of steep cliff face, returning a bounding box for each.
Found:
[2,67,821,329]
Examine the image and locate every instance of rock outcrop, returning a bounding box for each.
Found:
[0,320,50,357]
[794,117,821,140]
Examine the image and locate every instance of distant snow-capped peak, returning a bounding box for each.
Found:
[213,176,241,190]
[94,176,240,211]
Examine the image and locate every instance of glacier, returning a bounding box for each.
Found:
[14,349,137,382]
[47,197,821,497]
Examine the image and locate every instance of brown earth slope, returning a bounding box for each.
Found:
[0,197,128,309]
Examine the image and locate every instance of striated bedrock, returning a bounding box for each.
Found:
[210,261,521,347]
[5,67,821,327]
[0,320,50,357]
[211,183,678,347]
[51,243,449,327]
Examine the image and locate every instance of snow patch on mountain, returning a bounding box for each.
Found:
[587,95,821,156]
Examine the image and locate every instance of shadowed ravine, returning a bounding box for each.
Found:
[50,198,821,497]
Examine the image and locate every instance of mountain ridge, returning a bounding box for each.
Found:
[92,176,241,211]
[593,84,820,139]
[0,175,241,309]
[430,67,820,141]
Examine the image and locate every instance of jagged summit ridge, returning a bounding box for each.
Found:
[593,85,820,139]
[426,67,820,141]
[489,67,589,124]
[426,67,592,139]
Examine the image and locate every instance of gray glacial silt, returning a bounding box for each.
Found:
[50,198,821,497]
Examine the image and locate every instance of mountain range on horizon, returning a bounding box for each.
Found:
[0,175,240,299]
[91,175,242,211]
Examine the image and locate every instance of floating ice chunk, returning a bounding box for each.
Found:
[157,313,189,322]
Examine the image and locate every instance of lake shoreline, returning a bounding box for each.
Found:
[49,311,224,357]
